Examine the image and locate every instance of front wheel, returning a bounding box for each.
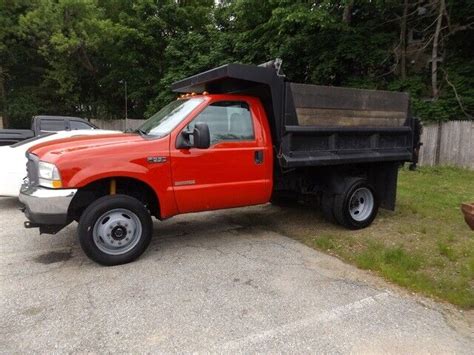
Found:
[333,179,379,230]
[78,195,153,266]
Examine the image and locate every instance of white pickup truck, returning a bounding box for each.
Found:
[0,129,119,197]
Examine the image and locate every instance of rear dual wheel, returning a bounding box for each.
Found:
[321,179,379,229]
[78,195,152,266]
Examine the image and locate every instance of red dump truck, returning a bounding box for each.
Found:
[20,60,420,265]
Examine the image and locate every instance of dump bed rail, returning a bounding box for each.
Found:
[280,126,412,167]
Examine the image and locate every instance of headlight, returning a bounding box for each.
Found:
[38,161,62,188]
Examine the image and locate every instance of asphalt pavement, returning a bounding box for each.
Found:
[1,197,472,353]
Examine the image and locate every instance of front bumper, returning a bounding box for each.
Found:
[19,183,77,226]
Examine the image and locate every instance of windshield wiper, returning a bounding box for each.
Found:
[135,128,147,136]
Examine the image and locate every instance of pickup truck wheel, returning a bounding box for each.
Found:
[78,195,152,266]
[333,179,379,230]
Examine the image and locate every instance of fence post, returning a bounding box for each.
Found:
[435,121,443,165]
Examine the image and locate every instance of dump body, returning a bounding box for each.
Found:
[281,83,413,167]
[171,62,416,168]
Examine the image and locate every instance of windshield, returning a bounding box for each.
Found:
[138,98,204,137]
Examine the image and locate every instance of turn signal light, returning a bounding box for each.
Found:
[52,180,63,188]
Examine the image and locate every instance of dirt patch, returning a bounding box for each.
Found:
[21,306,43,316]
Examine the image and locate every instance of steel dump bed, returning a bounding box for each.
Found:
[171,61,415,168]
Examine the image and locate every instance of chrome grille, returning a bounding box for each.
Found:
[26,154,39,186]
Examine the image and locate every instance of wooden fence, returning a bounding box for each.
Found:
[419,121,474,169]
[91,118,474,169]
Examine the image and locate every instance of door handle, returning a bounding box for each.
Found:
[254,150,264,164]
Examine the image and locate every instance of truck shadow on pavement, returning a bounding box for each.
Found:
[34,250,72,264]
[145,202,331,255]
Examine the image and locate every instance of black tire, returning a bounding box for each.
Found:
[320,192,336,223]
[78,194,153,266]
[333,179,379,230]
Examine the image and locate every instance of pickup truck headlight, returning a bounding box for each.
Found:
[38,161,62,188]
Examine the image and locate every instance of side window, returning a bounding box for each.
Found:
[70,120,93,130]
[40,119,66,132]
[190,101,254,145]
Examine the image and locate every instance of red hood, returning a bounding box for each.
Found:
[27,132,171,189]
[29,133,143,161]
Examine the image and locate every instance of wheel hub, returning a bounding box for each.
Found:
[92,208,142,256]
[348,187,374,222]
[111,226,127,240]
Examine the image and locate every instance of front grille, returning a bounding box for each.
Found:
[26,154,39,186]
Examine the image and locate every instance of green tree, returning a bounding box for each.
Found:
[1,0,472,127]
[1,0,47,128]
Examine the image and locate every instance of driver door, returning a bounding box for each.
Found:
[170,99,272,213]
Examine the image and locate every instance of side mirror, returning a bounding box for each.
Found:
[176,122,210,149]
[193,123,210,149]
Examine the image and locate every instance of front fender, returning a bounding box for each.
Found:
[62,159,179,219]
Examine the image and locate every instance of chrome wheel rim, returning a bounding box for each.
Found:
[349,187,374,222]
[92,209,142,255]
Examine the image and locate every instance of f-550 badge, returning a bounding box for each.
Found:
[147,156,167,164]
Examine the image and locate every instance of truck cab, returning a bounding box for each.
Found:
[20,60,419,266]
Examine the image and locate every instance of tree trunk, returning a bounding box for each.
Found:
[432,0,445,99]
[0,66,7,129]
[343,0,354,24]
[400,0,409,80]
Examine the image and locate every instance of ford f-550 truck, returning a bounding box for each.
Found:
[19,60,420,265]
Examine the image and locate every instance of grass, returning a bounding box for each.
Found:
[238,166,474,309]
